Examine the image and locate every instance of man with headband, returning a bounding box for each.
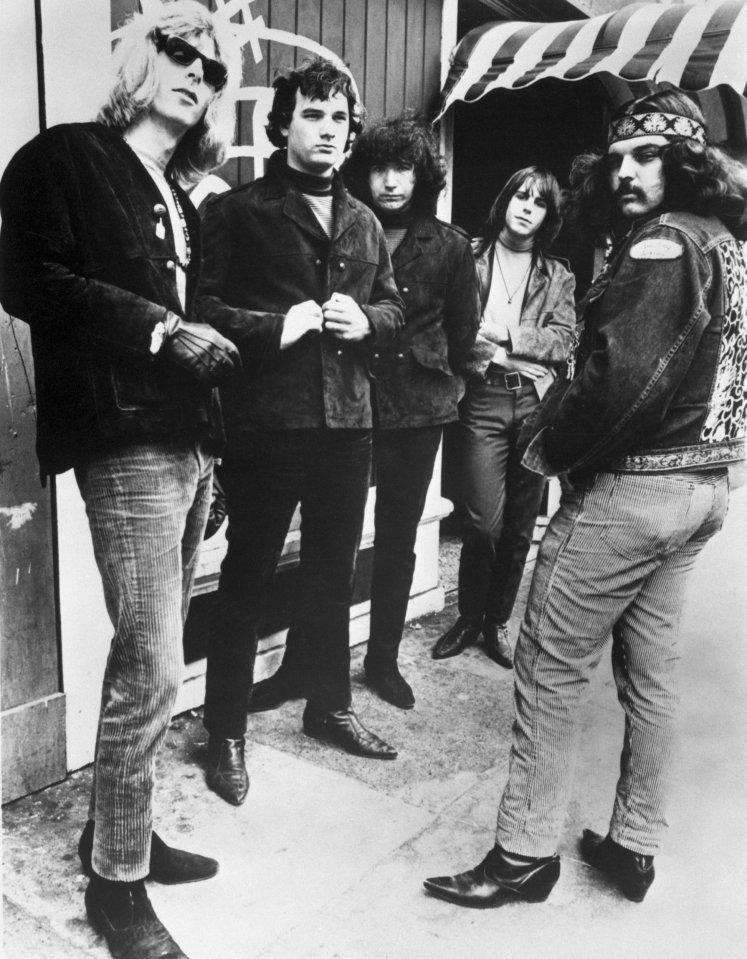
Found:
[423,89,747,909]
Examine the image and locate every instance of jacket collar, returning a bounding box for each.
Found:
[390,215,438,268]
[265,150,359,243]
[473,238,552,312]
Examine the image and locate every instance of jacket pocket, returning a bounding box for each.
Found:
[410,344,453,376]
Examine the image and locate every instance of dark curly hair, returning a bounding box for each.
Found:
[265,56,363,151]
[474,165,563,258]
[341,113,447,216]
[566,89,747,241]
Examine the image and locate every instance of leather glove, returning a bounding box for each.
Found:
[160,312,241,386]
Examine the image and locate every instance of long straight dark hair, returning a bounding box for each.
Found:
[474,166,563,259]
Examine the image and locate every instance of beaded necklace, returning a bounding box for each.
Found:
[166,183,192,271]
[129,140,192,272]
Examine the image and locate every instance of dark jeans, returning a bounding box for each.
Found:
[458,374,547,626]
[367,425,444,666]
[281,425,443,672]
[203,429,372,736]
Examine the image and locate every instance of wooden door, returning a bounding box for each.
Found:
[0,0,65,803]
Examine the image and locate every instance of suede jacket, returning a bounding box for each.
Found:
[464,240,576,393]
[371,215,480,428]
[196,151,403,436]
[524,211,747,478]
[0,122,221,479]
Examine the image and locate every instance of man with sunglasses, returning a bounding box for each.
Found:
[424,90,747,909]
[197,57,403,804]
[0,4,240,958]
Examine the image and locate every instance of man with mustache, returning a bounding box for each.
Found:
[424,89,747,908]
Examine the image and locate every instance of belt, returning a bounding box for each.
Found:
[485,366,535,390]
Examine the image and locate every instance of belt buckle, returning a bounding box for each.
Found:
[504,371,522,391]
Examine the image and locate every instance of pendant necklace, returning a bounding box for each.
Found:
[130,139,192,271]
[495,240,532,304]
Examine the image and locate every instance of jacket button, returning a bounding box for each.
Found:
[336,349,343,356]
[154,203,167,216]
[373,353,379,359]
[402,287,409,293]
[166,260,176,272]
[315,258,322,266]
[397,352,404,358]
[338,261,345,269]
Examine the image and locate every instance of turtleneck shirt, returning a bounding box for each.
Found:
[376,207,414,256]
[284,165,335,238]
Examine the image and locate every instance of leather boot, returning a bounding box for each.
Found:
[206,736,249,806]
[581,829,655,902]
[78,821,218,885]
[432,618,481,660]
[424,843,560,908]
[303,705,397,759]
[482,622,514,669]
[85,875,189,959]
[364,657,415,710]
[248,667,306,713]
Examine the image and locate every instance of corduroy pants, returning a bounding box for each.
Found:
[495,468,729,857]
[75,439,213,881]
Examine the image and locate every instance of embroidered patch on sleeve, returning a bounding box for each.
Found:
[629,238,683,260]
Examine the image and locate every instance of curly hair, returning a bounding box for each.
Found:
[474,166,564,258]
[341,113,447,216]
[566,89,747,241]
[97,0,242,185]
[265,57,363,151]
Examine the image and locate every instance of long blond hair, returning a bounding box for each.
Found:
[97,0,242,184]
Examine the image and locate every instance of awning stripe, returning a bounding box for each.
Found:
[709,2,747,91]
[646,4,719,85]
[438,0,747,120]
[513,17,615,89]
[577,4,669,82]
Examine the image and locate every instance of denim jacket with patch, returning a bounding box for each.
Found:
[524,211,747,477]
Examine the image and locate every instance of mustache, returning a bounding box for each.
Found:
[615,184,644,201]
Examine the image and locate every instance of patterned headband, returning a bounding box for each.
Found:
[608,112,707,146]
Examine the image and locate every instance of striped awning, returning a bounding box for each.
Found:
[437,0,747,120]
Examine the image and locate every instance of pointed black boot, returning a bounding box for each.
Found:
[78,821,218,885]
[581,829,655,902]
[424,843,560,908]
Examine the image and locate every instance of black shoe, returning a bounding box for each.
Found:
[303,705,398,759]
[248,668,306,713]
[423,844,560,909]
[581,829,655,902]
[206,736,249,806]
[364,660,415,710]
[432,619,481,660]
[78,821,218,885]
[482,622,514,669]
[85,877,188,959]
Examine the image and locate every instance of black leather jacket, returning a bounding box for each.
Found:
[370,215,480,428]
[0,122,221,479]
[197,151,403,436]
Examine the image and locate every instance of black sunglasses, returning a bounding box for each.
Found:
[153,29,227,91]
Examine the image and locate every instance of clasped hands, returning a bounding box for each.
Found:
[280,293,371,349]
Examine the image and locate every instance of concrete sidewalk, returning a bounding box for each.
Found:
[3,491,747,959]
